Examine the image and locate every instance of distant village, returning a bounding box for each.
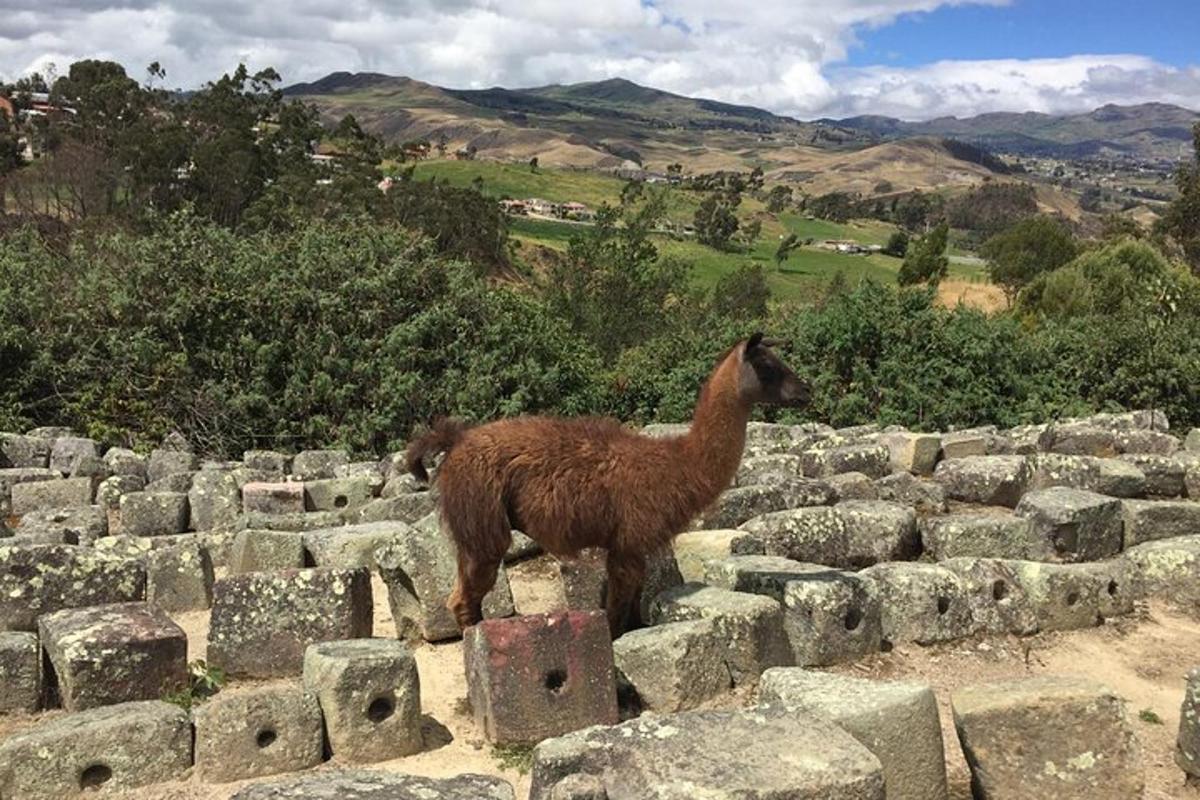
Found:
[0,91,76,162]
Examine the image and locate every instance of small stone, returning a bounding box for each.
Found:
[0,631,40,713]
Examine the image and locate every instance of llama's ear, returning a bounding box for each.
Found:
[745,332,764,354]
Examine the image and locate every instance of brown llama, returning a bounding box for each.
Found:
[405,333,810,637]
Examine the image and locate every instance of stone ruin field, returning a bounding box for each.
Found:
[2,412,1200,798]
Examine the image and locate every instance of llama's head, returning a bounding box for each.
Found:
[738,332,810,407]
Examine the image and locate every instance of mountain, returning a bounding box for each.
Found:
[284,72,868,173]
[823,103,1199,162]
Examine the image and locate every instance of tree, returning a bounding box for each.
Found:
[737,219,762,250]
[712,264,769,319]
[883,230,909,258]
[898,223,950,287]
[766,185,792,213]
[1156,122,1200,274]
[892,191,938,232]
[980,216,1079,306]
[774,233,800,268]
[693,192,740,249]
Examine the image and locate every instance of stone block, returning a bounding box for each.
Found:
[828,471,878,501]
[1116,429,1180,455]
[229,528,306,574]
[860,562,973,646]
[15,505,107,546]
[303,639,422,763]
[304,520,406,569]
[145,471,197,494]
[878,431,942,475]
[1079,558,1136,620]
[1014,487,1124,562]
[1187,429,1200,452]
[941,558,1038,635]
[648,584,791,688]
[933,455,1031,508]
[738,503,917,569]
[146,542,215,612]
[39,601,186,711]
[1121,499,1200,547]
[24,426,74,439]
[1123,535,1200,605]
[464,611,618,745]
[505,530,542,562]
[0,701,191,798]
[1176,667,1200,780]
[242,509,346,531]
[672,529,764,582]
[0,466,60,515]
[304,476,374,512]
[875,471,947,513]
[801,442,890,479]
[940,429,990,459]
[760,668,946,800]
[528,706,885,800]
[1028,453,1146,498]
[353,491,437,524]
[66,452,109,482]
[375,515,514,642]
[11,477,95,515]
[146,447,199,483]
[0,631,40,713]
[0,433,50,468]
[1011,561,1101,631]
[700,484,789,529]
[1181,452,1200,498]
[1039,423,1118,457]
[119,490,189,536]
[230,771,515,800]
[291,449,350,480]
[194,685,324,782]
[95,475,145,531]
[208,567,373,677]
[244,449,293,475]
[921,513,1053,561]
[952,676,1143,799]
[243,481,305,514]
[612,619,730,713]
[735,454,805,487]
[49,436,99,474]
[102,447,148,478]
[189,469,241,531]
[1120,453,1186,496]
[0,543,145,631]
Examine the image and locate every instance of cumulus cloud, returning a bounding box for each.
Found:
[0,0,1196,120]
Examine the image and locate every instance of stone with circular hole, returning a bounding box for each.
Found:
[941,558,1038,635]
[0,700,191,798]
[463,611,619,746]
[303,477,374,513]
[1010,561,1102,632]
[302,639,422,763]
[193,685,324,782]
[860,562,973,646]
[1015,487,1124,562]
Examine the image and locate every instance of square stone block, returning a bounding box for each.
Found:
[194,685,324,782]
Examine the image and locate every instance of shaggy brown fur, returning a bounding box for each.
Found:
[406,333,809,636]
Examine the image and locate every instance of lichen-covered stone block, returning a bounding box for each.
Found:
[11,477,95,515]
[1123,535,1200,605]
[375,515,514,642]
[529,706,885,800]
[146,447,199,484]
[941,558,1038,635]
[1176,667,1200,780]
[1119,453,1186,497]
[0,543,145,631]
[1010,561,1101,632]
[738,503,917,569]
[648,584,792,688]
[700,483,790,529]
[243,481,306,514]
[0,433,49,468]
[230,771,516,800]
[244,449,293,475]
[146,541,215,612]
[828,471,878,501]
[119,490,189,536]
[952,676,1143,799]
[613,619,730,713]
[878,431,942,476]
[304,476,374,512]
[875,472,947,513]
[194,685,324,782]
[102,447,148,478]
[921,513,1052,561]
[672,529,764,582]
[208,567,373,677]
[464,611,619,746]
[933,455,1031,508]
[303,639,422,762]
[0,701,191,798]
[14,505,108,546]
[760,669,947,800]
[735,454,805,487]
[39,601,187,711]
[188,469,241,531]
[303,521,406,569]
[49,436,99,474]
[1014,487,1124,562]
[353,492,437,525]
[0,466,60,515]
[860,562,973,646]
[801,442,891,479]
[0,631,40,713]
[291,449,350,480]
[1121,499,1200,547]
[230,528,306,574]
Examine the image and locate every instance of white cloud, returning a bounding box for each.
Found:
[0,0,1196,119]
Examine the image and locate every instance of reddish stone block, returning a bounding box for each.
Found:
[464,611,618,745]
[242,482,305,514]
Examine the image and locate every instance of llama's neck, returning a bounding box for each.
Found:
[680,356,751,509]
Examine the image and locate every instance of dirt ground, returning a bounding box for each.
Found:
[4,555,1198,799]
[936,279,1008,313]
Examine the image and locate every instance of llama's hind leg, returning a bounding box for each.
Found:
[449,551,504,630]
[605,549,647,639]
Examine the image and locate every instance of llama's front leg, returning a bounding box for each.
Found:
[449,553,501,631]
[605,550,646,639]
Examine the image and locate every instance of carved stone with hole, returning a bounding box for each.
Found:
[0,700,191,798]
[860,563,973,647]
[39,601,187,711]
[303,476,375,513]
[194,685,324,782]
[1014,487,1124,562]
[463,611,619,746]
[1010,561,1102,632]
[941,558,1038,635]
[302,639,422,763]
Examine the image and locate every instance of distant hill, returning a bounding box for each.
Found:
[822,103,1199,162]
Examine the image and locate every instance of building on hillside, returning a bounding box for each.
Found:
[500,199,529,215]
[525,198,558,217]
[559,201,592,220]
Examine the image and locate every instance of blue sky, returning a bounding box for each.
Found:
[2,0,1198,119]
[850,0,1200,68]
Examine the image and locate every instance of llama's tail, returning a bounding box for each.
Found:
[405,417,469,483]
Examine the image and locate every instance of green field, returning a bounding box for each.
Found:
[413,159,988,302]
